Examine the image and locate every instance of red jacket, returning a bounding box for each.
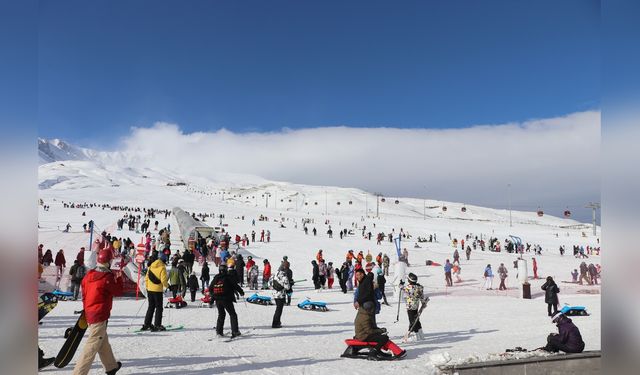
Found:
[263,263,271,279]
[246,259,255,271]
[81,268,123,324]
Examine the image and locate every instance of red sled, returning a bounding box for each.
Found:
[200,290,212,307]
[425,260,441,266]
[166,295,187,309]
[341,339,406,361]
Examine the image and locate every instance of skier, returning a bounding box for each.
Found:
[353,301,406,360]
[73,249,123,375]
[210,264,244,338]
[443,259,453,287]
[541,276,560,316]
[400,273,428,341]
[483,264,494,290]
[200,262,210,293]
[497,263,508,290]
[270,265,290,328]
[142,252,169,331]
[187,272,199,302]
[542,312,585,353]
[262,259,271,290]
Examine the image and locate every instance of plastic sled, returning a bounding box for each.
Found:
[200,292,212,307]
[560,304,589,316]
[166,295,187,309]
[298,298,329,312]
[52,289,74,300]
[246,293,273,305]
[341,339,395,361]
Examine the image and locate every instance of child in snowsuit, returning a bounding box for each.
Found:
[400,273,429,341]
[249,265,259,290]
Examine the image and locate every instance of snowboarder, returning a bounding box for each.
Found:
[542,312,585,353]
[73,249,123,375]
[497,263,508,290]
[400,273,428,341]
[483,264,494,290]
[270,265,290,328]
[210,264,244,338]
[541,276,560,316]
[142,252,169,331]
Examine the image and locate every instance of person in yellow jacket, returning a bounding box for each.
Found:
[141,253,169,331]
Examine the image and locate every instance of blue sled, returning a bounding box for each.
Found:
[246,293,273,305]
[560,304,589,316]
[298,298,329,312]
[52,289,74,300]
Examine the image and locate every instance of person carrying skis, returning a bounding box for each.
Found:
[400,273,428,341]
[542,312,585,353]
[142,252,169,331]
[497,263,508,290]
[210,264,244,338]
[541,276,560,316]
[73,249,123,375]
[270,265,291,328]
[262,259,271,290]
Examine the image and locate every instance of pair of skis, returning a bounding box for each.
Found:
[402,297,429,343]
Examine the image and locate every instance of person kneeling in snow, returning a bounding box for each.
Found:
[543,312,585,353]
[354,301,406,360]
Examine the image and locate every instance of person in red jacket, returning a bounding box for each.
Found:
[245,256,255,284]
[262,259,271,289]
[54,249,66,281]
[73,249,123,375]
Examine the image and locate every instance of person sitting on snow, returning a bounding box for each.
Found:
[542,312,585,353]
[354,301,406,360]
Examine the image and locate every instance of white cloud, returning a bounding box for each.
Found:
[118,111,600,219]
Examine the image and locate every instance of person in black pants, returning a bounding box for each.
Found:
[283,260,294,305]
[142,253,169,331]
[200,262,210,293]
[541,276,560,316]
[270,266,291,328]
[210,264,244,337]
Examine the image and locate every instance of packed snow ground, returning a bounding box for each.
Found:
[38,182,601,374]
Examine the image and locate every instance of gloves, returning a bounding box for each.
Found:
[399,280,405,286]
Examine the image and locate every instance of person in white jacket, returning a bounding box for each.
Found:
[270,266,290,328]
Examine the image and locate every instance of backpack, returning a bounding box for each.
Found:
[272,278,284,291]
[484,269,489,277]
[211,279,226,298]
[74,265,86,281]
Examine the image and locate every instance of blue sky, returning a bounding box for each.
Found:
[37,0,600,143]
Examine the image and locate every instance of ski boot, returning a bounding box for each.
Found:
[106,361,122,375]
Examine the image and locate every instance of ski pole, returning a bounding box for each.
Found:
[394,287,403,323]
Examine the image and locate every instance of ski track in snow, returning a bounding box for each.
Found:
[38,185,600,374]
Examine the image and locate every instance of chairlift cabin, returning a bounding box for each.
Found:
[381,198,386,203]
[394,200,399,204]
[537,209,544,217]
[442,206,448,212]
[314,202,318,205]
[348,201,353,205]
[564,210,571,218]
[461,206,467,212]
[337,201,341,205]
